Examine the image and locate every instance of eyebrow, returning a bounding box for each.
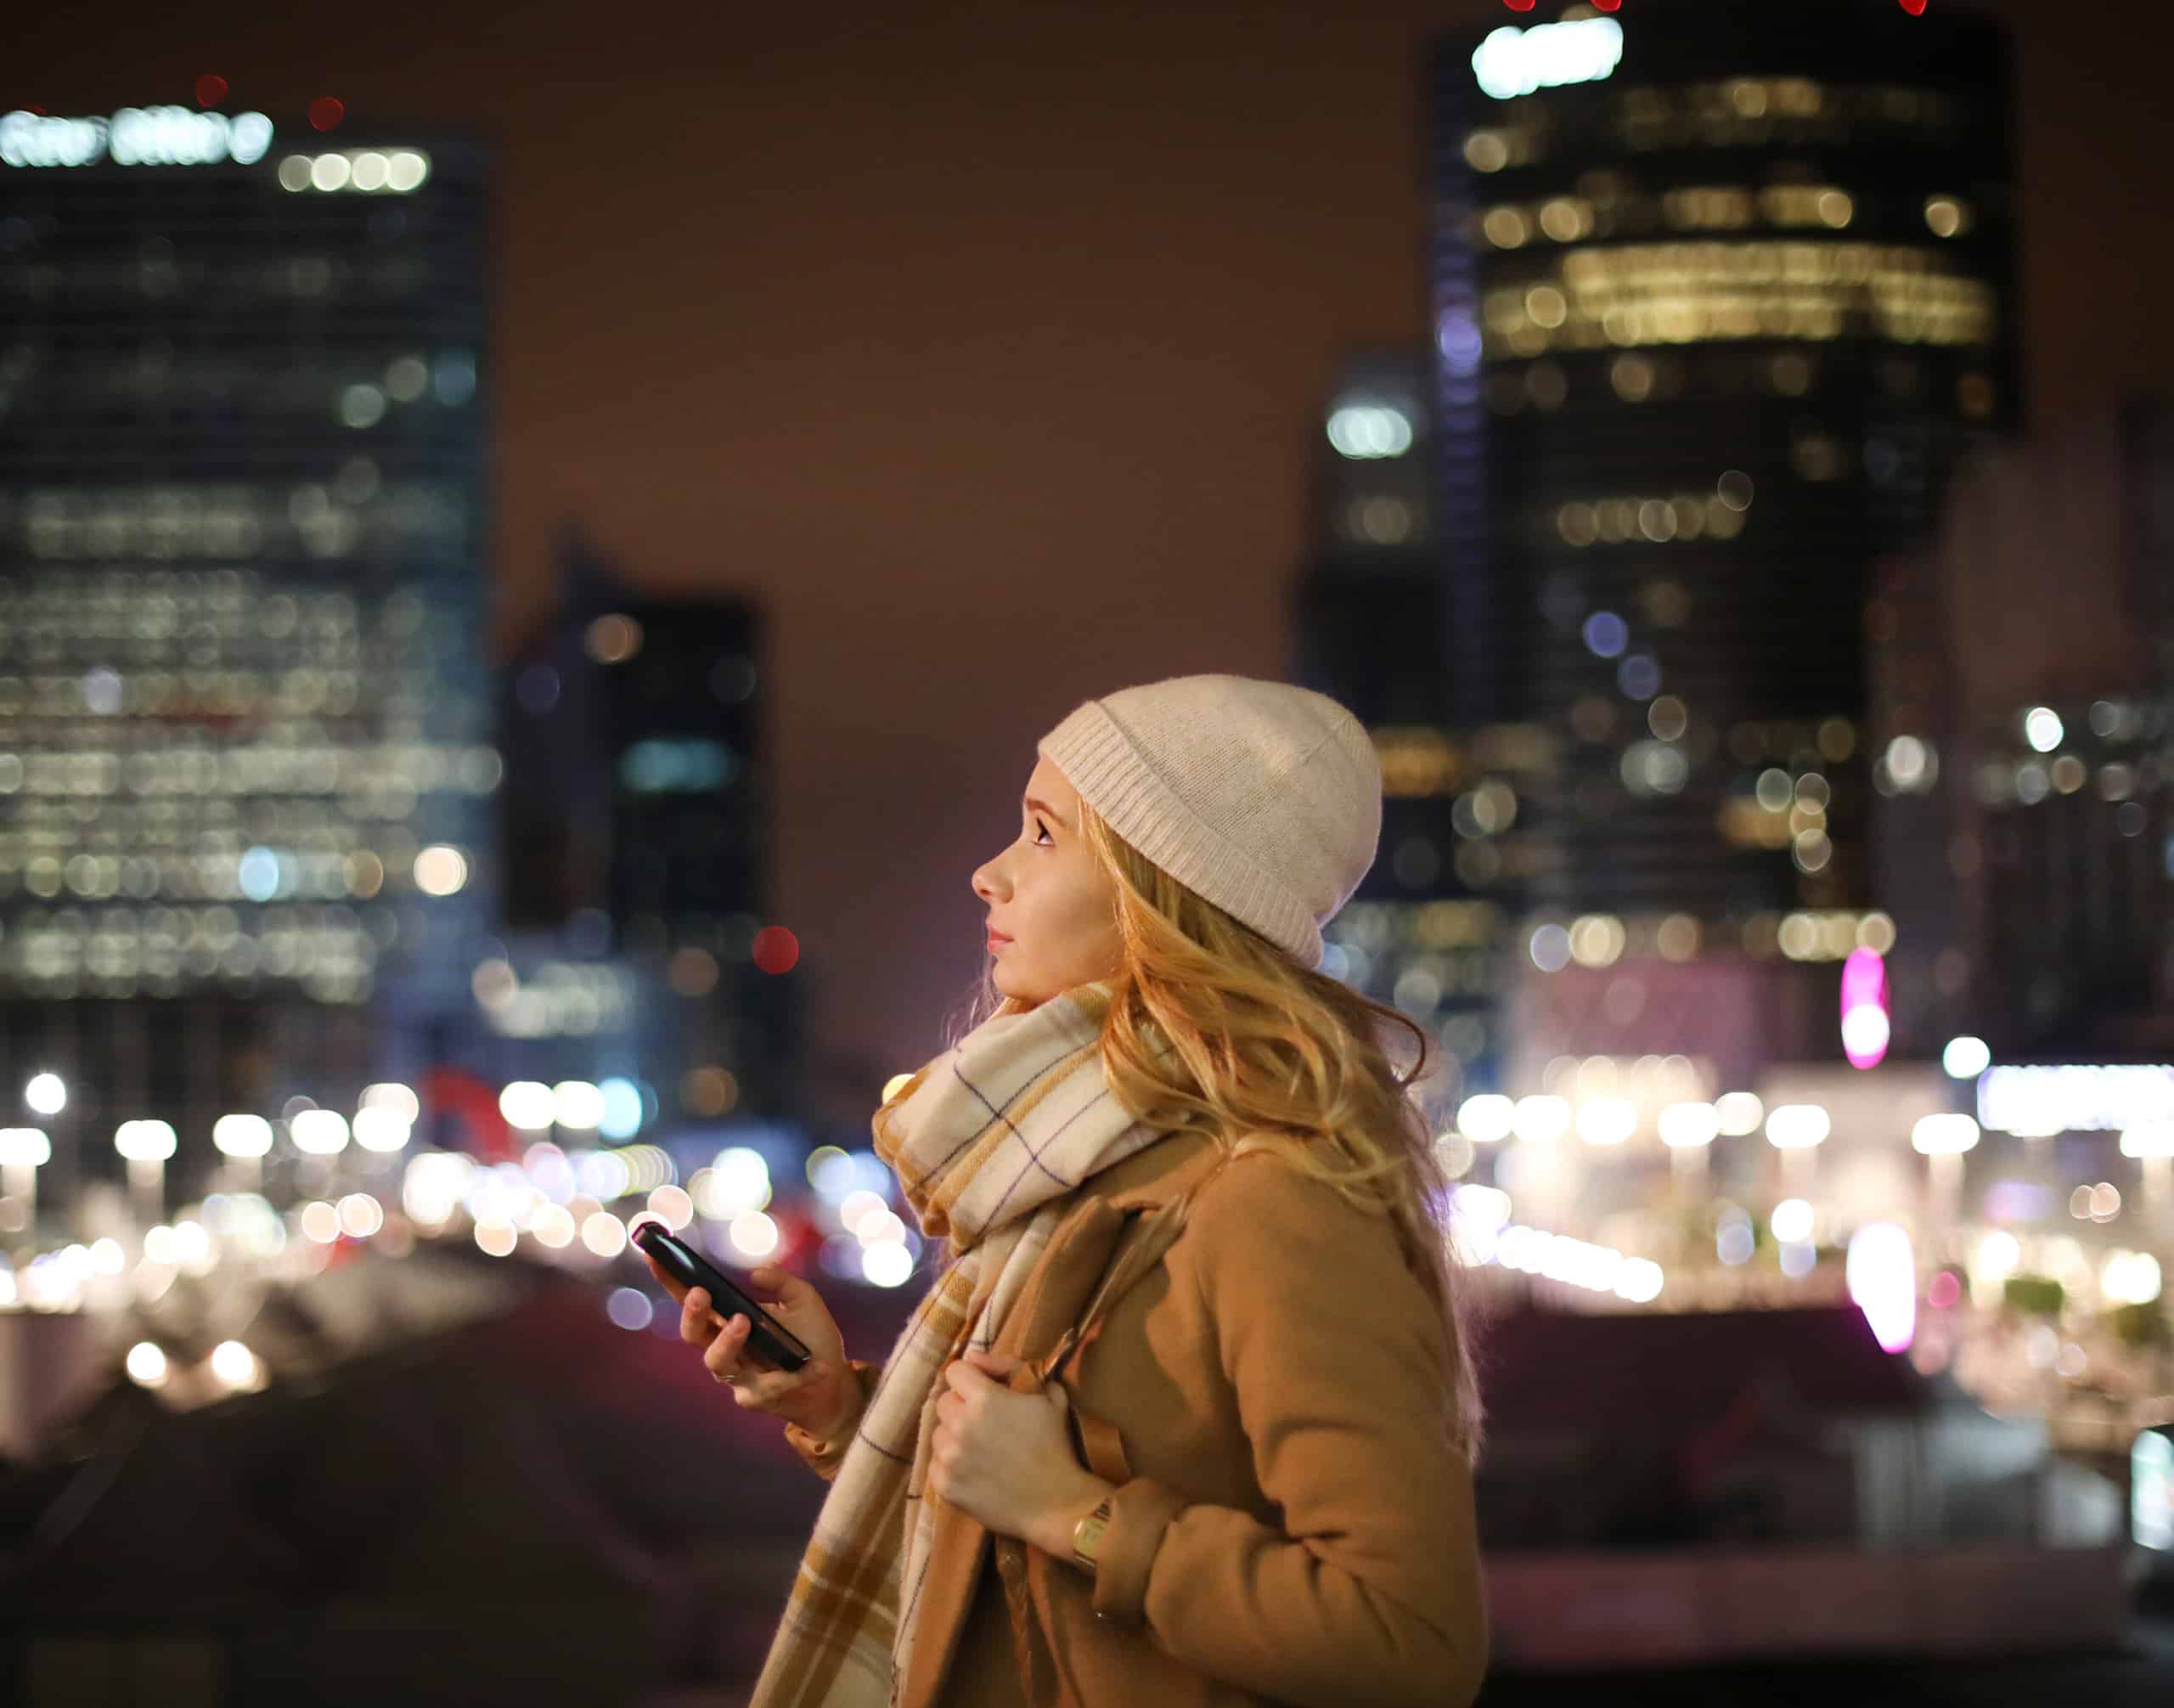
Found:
[1022,794,1069,827]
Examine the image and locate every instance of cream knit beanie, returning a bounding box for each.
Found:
[1037,674,1381,969]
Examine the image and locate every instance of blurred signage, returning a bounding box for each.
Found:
[1977,1063,2174,1136]
[1471,16,1625,102]
[2137,1427,2173,1551]
[1,107,273,169]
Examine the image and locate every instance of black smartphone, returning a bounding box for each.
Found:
[630,1220,813,1372]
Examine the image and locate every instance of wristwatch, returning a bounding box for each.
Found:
[1071,1493,1116,1574]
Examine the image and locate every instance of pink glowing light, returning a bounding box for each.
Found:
[1839,947,1890,1070]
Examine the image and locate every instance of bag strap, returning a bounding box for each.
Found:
[1003,1144,1249,1707]
[1032,1141,1251,1385]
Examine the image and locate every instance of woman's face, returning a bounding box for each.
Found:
[970,756,1123,1007]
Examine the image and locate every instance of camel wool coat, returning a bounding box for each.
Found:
[787,1128,1488,1708]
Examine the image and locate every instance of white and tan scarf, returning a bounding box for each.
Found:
[746,983,1161,1707]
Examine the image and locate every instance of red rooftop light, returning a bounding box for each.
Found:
[194,74,228,108]
[1898,0,1927,14]
[1503,0,1536,10]
[1592,0,1621,10]
[308,96,345,132]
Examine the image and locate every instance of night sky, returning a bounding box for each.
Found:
[17,1,2174,1095]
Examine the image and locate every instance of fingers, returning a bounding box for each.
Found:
[702,1313,821,1413]
[943,1358,996,1395]
[701,1311,750,1381]
[700,1311,779,1371]
[679,1287,719,1346]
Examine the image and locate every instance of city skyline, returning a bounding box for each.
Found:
[13,0,2174,1087]
[7,10,2174,1696]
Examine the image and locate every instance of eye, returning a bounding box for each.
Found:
[1031,817,1053,847]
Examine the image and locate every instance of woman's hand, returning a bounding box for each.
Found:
[642,1252,860,1440]
[930,1350,1112,1554]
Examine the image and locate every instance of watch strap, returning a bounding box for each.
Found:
[1070,1493,1116,1572]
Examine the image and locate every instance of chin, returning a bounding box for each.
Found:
[990,961,1050,1007]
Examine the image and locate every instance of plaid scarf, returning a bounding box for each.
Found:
[746,983,1161,1707]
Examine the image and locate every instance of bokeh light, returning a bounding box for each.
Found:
[1943,1035,1991,1079]
[1847,1224,1917,1352]
[752,927,800,975]
[729,1212,780,1261]
[580,1212,628,1258]
[290,1109,350,1155]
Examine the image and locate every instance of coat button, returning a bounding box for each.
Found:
[998,1552,1022,1580]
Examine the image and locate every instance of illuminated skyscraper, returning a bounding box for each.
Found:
[1428,1,2015,1066]
[1431,1,2014,925]
[0,107,492,1204]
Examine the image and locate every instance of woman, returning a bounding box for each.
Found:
[647,674,1487,1707]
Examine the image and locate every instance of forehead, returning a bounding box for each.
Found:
[1025,753,1079,809]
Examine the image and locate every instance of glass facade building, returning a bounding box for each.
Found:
[1429,2,2017,938]
[0,109,492,1198]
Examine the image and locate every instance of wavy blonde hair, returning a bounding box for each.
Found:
[955,800,1484,1463]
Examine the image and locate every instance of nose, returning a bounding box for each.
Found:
[972,853,1007,905]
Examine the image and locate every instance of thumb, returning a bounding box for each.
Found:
[751,1265,819,1311]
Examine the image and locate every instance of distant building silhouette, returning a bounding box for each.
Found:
[1871,403,2174,1060]
[498,527,795,1121]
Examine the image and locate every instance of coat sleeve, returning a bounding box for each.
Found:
[1092,1156,1488,1708]
[782,1359,883,1481]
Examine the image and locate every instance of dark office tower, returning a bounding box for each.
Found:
[1299,350,1445,727]
[1297,352,1554,1103]
[500,533,791,1119]
[0,108,492,1195]
[600,606,764,939]
[1428,3,2016,937]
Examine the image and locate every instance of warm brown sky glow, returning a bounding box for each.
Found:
[19,1,2174,1092]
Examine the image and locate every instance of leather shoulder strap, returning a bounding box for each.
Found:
[1031,1142,1245,1386]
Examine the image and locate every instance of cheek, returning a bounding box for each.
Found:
[1015,867,1114,955]
[1043,873,1119,960]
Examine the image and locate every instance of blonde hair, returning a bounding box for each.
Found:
[955,800,1484,1463]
